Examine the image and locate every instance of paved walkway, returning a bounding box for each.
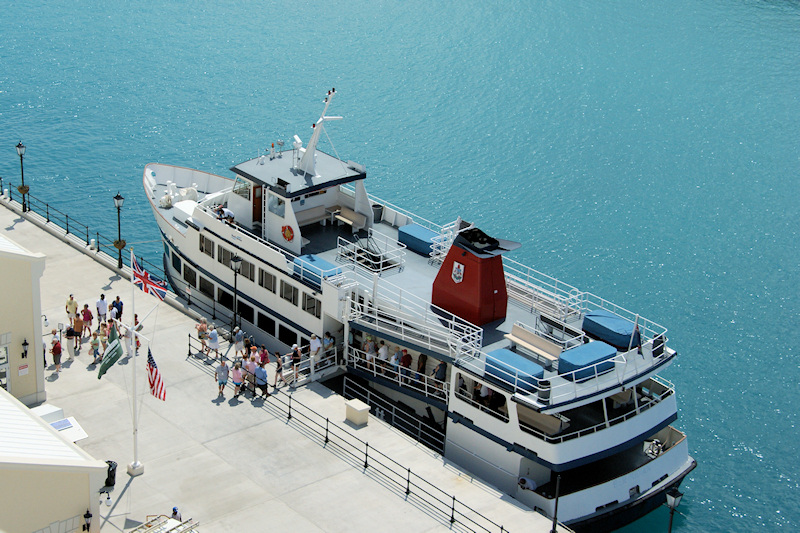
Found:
[0,201,557,532]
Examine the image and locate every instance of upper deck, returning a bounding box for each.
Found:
[143,88,674,414]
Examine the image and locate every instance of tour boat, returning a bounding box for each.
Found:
[143,89,696,531]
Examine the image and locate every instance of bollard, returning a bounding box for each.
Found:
[90,238,96,251]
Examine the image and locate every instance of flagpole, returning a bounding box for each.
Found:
[127,248,144,477]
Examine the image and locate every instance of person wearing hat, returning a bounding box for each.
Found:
[287,344,302,385]
[309,334,322,360]
[171,507,182,521]
[233,327,245,359]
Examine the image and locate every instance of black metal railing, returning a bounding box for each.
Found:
[2,178,167,280]
[185,333,511,533]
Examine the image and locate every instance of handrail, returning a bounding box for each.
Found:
[2,179,166,279]
[342,271,483,355]
[346,346,449,401]
[186,332,512,533]
[343,377,446,453]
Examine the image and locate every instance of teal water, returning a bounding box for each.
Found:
[2,1,799,531]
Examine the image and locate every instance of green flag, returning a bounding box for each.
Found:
[97,326,124,379]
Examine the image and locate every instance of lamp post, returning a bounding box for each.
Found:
[113,192,125,269]
[15,141,28,212]
[230,254,242,332]
[666,487,683,533]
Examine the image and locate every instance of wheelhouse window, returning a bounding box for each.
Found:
[268,193,285,218]
[302,293,321,318]
[232,176,250,200]
[280,280,298,306]
[258,268,276,293]
[199,234,215,258]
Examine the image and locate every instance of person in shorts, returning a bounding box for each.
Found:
[254,361,270,398]
[273,353,286,389]
[65,294,78,327]
[215,359,229,396]
[231,362,243,398]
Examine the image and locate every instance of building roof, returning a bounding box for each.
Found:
[231,149,365,198]
[0,388,95,464]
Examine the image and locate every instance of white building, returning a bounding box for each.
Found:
[0,387,107,533]
[0,233,46,405]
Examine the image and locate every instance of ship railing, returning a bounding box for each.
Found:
[347,295,470,357]
[340,184,443,234]
[195,202,353,290]
[503,258,582,322]
[428,218,461,266]
[576,291,668,342]
[456,345,670,407]
[518,376,676,444]
[343,376,447,453]
[343,274,483,356]
[336,229,407,274]
[346,346,449,402]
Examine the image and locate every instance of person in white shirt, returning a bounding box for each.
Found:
[377,341,389,373]
[309,334,322,357]
[96,294,108,323]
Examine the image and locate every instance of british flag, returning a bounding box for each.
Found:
[132,254,168,301]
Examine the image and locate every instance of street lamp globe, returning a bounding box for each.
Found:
[15,141,26,157]
[113,192,125,209]
[666,487,683,510]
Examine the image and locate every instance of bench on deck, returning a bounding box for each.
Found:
[295,205,327,227]
[504,323,562,369]
[398,223,439,256]
[335,207,367,232]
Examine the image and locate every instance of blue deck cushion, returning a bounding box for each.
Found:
[558,341,617,382]
[582,309,641,350]
[293,254,342,287]
[398,223,438,256]
[484,348,544,394]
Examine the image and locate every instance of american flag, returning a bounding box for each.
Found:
[146,349,166,401]
[132,254,168,301]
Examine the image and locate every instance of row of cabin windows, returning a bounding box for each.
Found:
[177,254,310,350]
[185,238,321,315]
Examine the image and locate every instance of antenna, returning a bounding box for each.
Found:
[296,88,343,177]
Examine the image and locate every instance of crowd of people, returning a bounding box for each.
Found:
[49,293,138,373]
[357,334,447,392]
[203,321,338,399]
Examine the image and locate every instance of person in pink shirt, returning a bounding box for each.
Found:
[231,362,244,398]
[245,355,257,396]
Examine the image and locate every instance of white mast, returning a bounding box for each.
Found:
[296,88,342,177]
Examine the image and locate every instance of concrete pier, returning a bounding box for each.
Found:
[0,198,561,532]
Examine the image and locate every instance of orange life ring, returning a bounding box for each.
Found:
[281,225,294,242]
